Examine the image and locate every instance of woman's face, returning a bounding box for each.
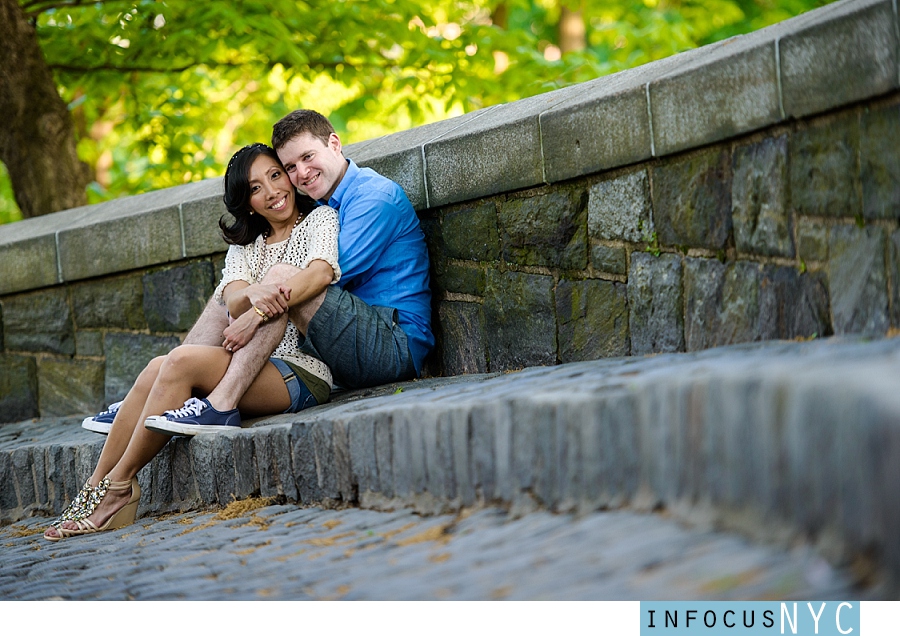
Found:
[247,154,296,225]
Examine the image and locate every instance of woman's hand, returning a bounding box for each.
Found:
[243,283,289,319]
[222,310,264,352]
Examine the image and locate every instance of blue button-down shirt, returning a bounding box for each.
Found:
[322,159,434,373]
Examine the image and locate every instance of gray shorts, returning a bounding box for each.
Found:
[297,286,416,390]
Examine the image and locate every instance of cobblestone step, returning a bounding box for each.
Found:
[1,336,899,592]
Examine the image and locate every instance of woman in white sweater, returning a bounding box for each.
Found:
[44,143,338,541]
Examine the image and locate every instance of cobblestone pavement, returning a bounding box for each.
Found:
[0,501,864,601]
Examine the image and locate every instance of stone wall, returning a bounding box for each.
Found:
[1,0,899,422]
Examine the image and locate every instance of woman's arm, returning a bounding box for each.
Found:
[282,259,334,308]
[221,280,290,319]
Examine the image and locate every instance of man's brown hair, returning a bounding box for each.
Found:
[271,109,336,150]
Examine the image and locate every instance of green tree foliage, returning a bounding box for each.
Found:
[1,0,830,223]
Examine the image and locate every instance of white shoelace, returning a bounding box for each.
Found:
[102,401,123,416]
[165,397,206,419]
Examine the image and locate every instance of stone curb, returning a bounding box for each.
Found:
[2,337,899,590]
[1,0,895,294]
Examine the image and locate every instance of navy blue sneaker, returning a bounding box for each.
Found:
[82,401,123,435]
[144,397,242,436]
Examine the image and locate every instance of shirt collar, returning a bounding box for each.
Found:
[323,158,357,210]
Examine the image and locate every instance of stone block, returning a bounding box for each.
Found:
[211,434,237,505]
[0,234,59,296]
[436,301,487,376]
[143,261,215,333]
[403,410,428,496]
[171,438,198,504]
[58,205,183,282]
[650,36,780,156]
[425,85,591,207]
[419,411,446,501]
[255,426,297,501]
[180,178,230,258]
[71,274,145,330]
[37,357,105,417]
[348,417,377,495]
[442,203,500,262]
[556,278,629,362]
[588,169,653,243]
[436,411,457,501]
[758,266,832,340]
[75,331,104,357]
[797,219,829,263]
[0,452,17,516]
[651,147,732,250]
[541,50,713,182]
[499,188,588,270]
[372,412,394,499]
[433,263,486,297]
[469,404,497,502]
[533,402,562,509]
[829,225,889,335]
[309,421,336,500]
[231,432,259,500]
[447,407,474,507]
[628,252,684,355]
[684,259,761,351]
[590,245,627,275]
[861,103,900,219]
[150,443,174,509]
[732,135,793,257]
[1,287,74,355]
[596,392,640,505]
[789,114,861,218]
[11,448,35,510]
[103,333,180,403]
[188,435,219,506]
[891,230,900,329]
[351,110,489,210]
[332,420,353,502]
[483,270,557,370]
[0,355,38,423]
[780,0,899,119]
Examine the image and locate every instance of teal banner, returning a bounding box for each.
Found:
[640,602,860,636]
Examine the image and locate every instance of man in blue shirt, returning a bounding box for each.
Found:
[84,110,434,434]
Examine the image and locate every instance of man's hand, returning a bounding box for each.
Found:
[244,283,289,318]
[222,310,264,352]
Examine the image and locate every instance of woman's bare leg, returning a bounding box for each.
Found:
[48,345,292,536]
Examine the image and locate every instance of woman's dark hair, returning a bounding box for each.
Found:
[219,143,316,245]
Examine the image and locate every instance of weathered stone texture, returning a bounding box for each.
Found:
[75,331,104,357]
[684,258,761,351]
[434,263,485,297]
[556,279,629,362]
[628,252,684,355]
[143,261,215,333]
[438,302,487,376]
[590,245,627,275]
[0,355,38,423]
[829,224,889,335]
[588,169,653,243]
[1,287,74,355]
[104,333,181,403]
[732,135,793,257]
[71,274,145,330]
[499,189,588,270]
[860,103,900,219]
[790,115,861,218]
[483,270,556,370]
[37,357,105,417]
[651,147,732,250]
[442,203,500,262]
[758,266,832,340]
[892,230,900,329]
[797,219,828,263]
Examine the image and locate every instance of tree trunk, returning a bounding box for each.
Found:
[559,3,586,54]
[0,0,91,218]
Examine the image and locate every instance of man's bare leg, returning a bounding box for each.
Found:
[205,263,325,412]
[182,297,229,346]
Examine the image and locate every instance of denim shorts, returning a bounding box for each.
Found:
[297,286,416,390]
[269,358,318,413]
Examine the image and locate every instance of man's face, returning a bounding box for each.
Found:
[277,132,346,202]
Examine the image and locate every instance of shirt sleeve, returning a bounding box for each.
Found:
[213,244,254,304]
[303,206,342,284]
[336,191,398,288]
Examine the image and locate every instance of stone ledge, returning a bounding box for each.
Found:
[2,0,892,297]
[2,337,899,590]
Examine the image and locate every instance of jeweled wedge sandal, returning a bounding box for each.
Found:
[50,480,95,528]
[45,476,141,541]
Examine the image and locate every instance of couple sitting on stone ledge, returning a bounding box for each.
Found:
[43,109,434,541]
